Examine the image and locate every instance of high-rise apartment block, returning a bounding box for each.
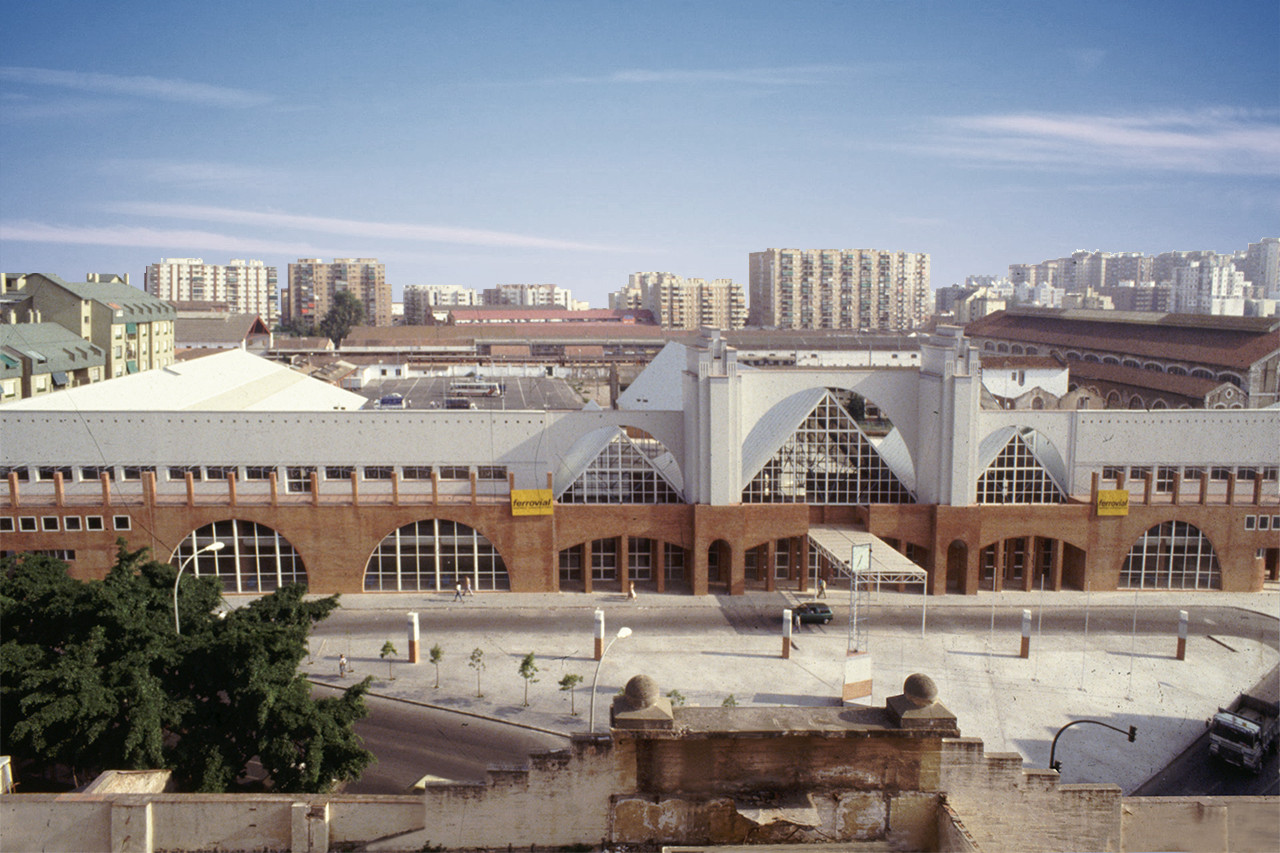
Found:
[481,284,574,309]
[621,272,746,330]
[1243,237,1280,298]
[145,258,278,324]
[285,258,390,327]
[402,285,479,324]
[748,248,930,331]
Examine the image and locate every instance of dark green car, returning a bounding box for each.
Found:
[794,602,833,624]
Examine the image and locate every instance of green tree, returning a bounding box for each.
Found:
[722,694,738,707]
[318,290,364,346]
[518,652,539,706]
[468,647,485,697]
[380,640,397,680]
[0,543,372,793]
[666,688,686,707]
[429,643,443,688]
[558,673,583,715]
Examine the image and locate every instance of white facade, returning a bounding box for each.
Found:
[482,284,573,308]
[1244,238,1280,298]
[403,285,478,324]
[626,272,746,330]
[1173,260,1246,314]
[145,258,278,324]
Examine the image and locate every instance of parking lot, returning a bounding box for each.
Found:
[352,375,587,411]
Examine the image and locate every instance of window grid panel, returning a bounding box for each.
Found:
[742,392,913,505]
[363,518,509,592]
[976,430,1066,505]
[560,430,683,504]
[1119,521,1221,590]
[172,519,307,594]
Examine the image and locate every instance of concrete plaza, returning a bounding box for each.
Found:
[301,585,1279,795]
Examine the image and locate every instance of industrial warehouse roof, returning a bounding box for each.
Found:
[3,349,367,411]
[965,308,1280,371]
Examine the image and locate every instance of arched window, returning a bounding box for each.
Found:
[364,519,509,591]
[1119,521,1220,589]
[172,520,306,594]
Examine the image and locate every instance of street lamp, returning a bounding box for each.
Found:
[173,541,226,634]
[589,626,632,733]
[1048,719,1137,774]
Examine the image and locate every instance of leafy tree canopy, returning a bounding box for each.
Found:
[0,542,372,793]
[318,290,364,346]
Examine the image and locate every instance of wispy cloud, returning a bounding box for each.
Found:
[0,66,271,107]
[0,221,331,255]
[928,108,1280,176]
[112,203,633,252]
[539,64,867,86]
[99,159,285,190]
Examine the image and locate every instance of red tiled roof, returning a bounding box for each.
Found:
[965,309,1280,370]
[1068,361,1228,396]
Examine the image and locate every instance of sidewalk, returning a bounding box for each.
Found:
[301,585,1279,794]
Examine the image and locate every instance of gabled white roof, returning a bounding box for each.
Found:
[617,341,686,410]
[740,387,826,486]
[4,349,367,411]
[874,427,916,493]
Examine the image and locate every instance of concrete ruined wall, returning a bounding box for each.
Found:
[939,737,1122,853]
[0,793,423,853]
[420,736,631,847]
[1121,796,1280,853]
[611,790,943,847]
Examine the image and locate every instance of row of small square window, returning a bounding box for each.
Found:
[1244,515,1280,531]
[0,465,509,483]
[1101,465,1279,484]
[1,514,133,534]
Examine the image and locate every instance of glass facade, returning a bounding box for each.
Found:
[364,518,509,591]
[1119,521,1221,589]
[976,429,1066,504]
[172,519,307,594]
[560,429,682,504]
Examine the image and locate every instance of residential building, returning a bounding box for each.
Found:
[3,273,176,378]
[173,306,273,353]
[5,328,1276,601]
[285,258,390,328]
[403,285,479,324]
[623,272,746,330]
[481,283,574,309]
[1172,258,1246,314]
[1243,237,1280,298]
[145,258,279,325]
[748,248,931,331]
[0,322,106,403]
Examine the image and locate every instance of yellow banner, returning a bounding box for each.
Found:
[1096,489,1129,516]
[511,489,553,516]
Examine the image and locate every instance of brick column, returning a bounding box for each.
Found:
[1051,539,1064,591]
[101,471,112,506]
[145,470,157,507]
[797,536,810,593]
[350,470,359,507]
[269,471,279,506]
[310,472,320,507]
[469,471,478,505]
[54,472,66,507]
[583,539,594,594]
[431,471,439,505]
[227,471,237,507]
[619,536,631,594]
[655,541,666,593]
[6,471,18,508]
[993,540,1005,592]
[185,472,195,507]
[1226,473,1237,505]
[391,471,399,506]
[1171,471,1182,506]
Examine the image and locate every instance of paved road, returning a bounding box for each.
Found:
[311,601,1279,647]
[312,684,568,794]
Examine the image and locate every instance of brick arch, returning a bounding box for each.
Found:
[170,518,307,595]
[362,515,510,592]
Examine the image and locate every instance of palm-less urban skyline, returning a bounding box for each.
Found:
[1,0,1276,308]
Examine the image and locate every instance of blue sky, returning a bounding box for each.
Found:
[2,0,1277,307]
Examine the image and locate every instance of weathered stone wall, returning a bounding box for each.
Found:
[940,737,1123,852]
[419,736,630,847]
[1121,796,1280,853]
[634,731,941,795]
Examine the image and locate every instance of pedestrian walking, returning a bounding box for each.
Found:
[463,576,473,596]
[627,585,638,601]
[817,578,827,599]
[338,654,348,677]
[793,611,801,632]
[454,583,463,601]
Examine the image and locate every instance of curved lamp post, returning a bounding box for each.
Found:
[589,626,632,733]
[1049,719,1137,773]
[173,541,226,634]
